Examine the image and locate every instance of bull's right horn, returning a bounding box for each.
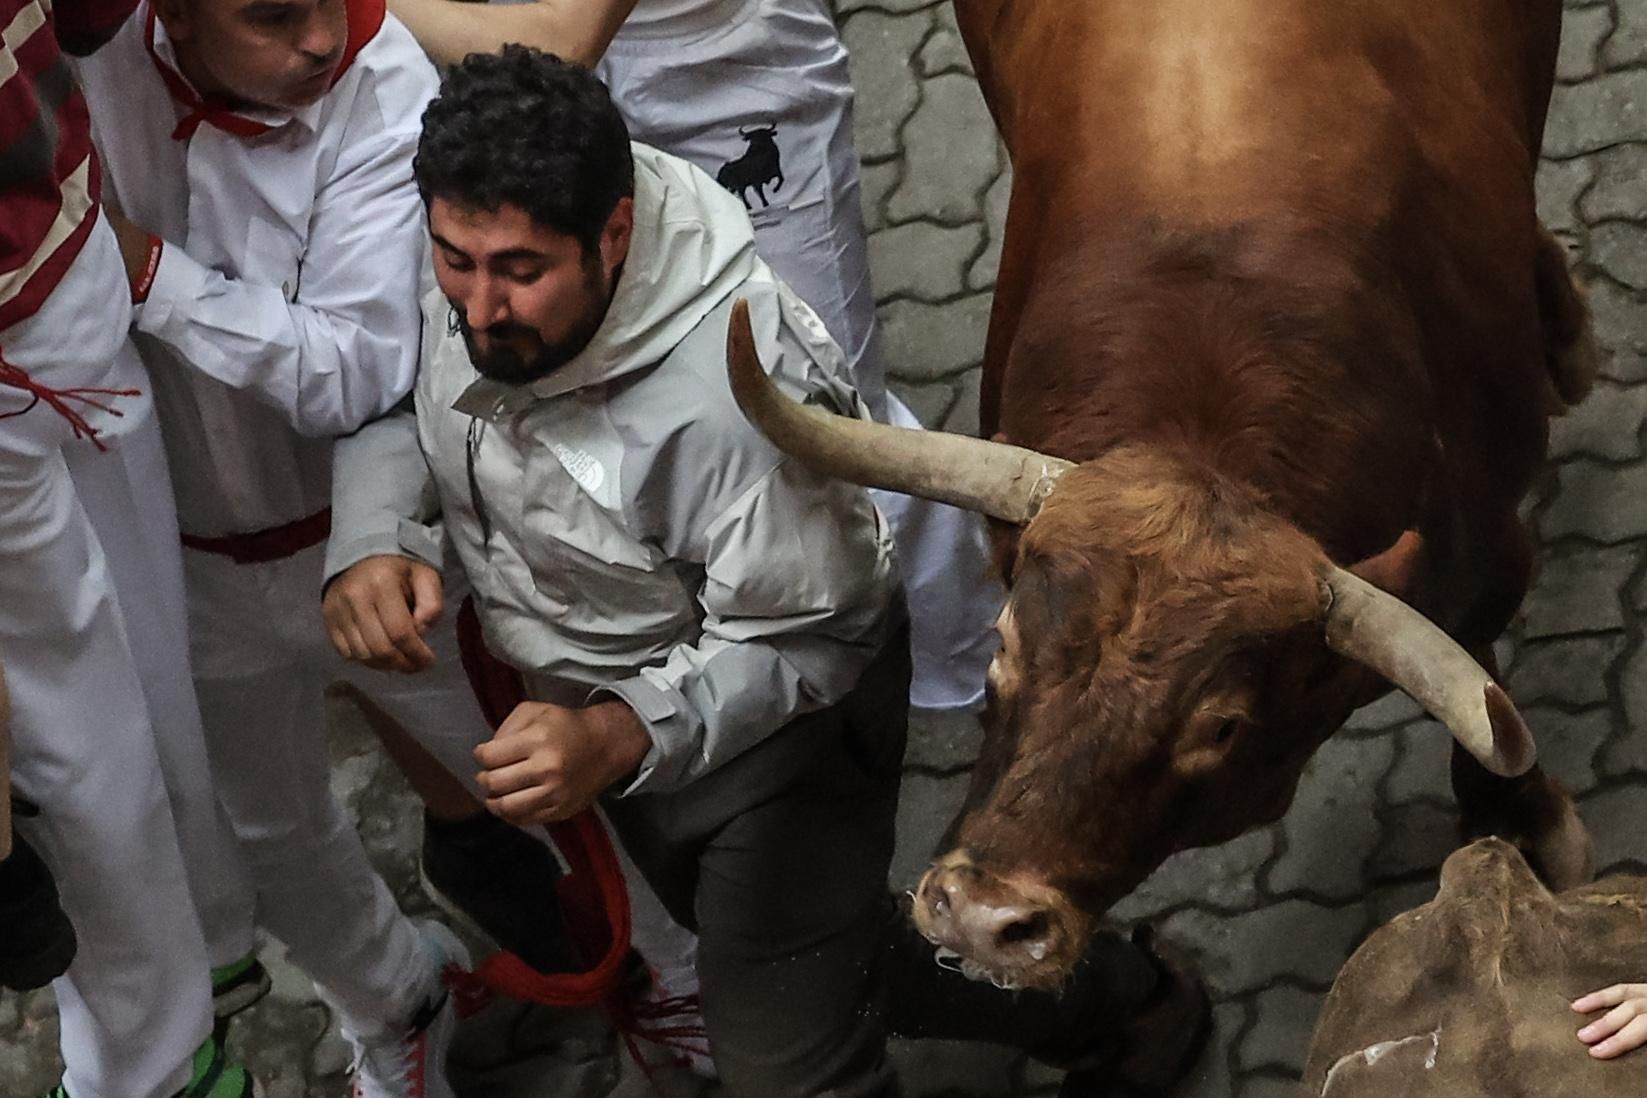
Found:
[725,298,1073,524]
[1322,566,1536,778]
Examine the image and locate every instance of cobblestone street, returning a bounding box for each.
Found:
[5,1,1647,1095]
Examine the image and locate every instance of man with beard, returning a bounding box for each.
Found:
[327,48,1207,1097]
[334,0,1003,1042]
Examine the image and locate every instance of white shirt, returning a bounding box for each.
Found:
[76,4,438,536]
[616,0,753,39]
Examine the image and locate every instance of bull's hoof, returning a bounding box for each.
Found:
[1059,930,1213,1097]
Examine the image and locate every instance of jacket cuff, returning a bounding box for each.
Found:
[320,520,443,589]
[132,239,205,338]
[587,675,692,797]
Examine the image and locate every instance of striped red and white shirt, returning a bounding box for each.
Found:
[0,0,135,332]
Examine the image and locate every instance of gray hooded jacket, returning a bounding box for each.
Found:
[328,145,900,794]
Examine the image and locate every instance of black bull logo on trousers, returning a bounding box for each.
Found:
[717,125,784,210]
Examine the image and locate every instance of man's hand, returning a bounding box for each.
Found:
[323,555,444,672]
[103,209,156,294]
[1573,983,1647,1059]
[474,699,651,826]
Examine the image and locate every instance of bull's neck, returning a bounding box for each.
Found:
[991,219,1432,560]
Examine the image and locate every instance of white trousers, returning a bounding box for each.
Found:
[181,540,473,1041]
[0,217,225,1098]
[598,0,1004,711]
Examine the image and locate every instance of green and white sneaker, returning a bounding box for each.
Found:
[177,1037,259,1098]
[42,1035,259,1098]
[211,953,272,1020]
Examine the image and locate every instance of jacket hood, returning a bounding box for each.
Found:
[457,143,759,417]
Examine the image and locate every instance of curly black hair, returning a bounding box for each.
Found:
[415,46,635,254]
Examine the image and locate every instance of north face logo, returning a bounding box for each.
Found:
[716,125,784,210]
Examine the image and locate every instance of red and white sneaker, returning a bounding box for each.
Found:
[347,922,467,1098]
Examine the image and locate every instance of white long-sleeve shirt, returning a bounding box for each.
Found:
[75,3,437,536]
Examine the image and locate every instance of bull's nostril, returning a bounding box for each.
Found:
[998,910,1050,948]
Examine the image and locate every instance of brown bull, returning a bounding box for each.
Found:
[1302,838,1647,1096]
[725,0,1598,991]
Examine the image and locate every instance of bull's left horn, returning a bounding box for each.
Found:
[1322,566,1535,778]
[726,299,1073,524]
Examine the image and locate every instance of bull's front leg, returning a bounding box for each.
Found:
[1450,740,1593,891]
[1534,224,1599,410]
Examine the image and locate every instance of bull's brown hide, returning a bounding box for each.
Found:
[1303,839,1647,1096]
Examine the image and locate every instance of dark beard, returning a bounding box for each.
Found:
[455,260,612,386]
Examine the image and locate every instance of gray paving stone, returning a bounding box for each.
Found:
[861,158,901,233]
[1548,380,1647,461]
[904,706,986,772]
[1382,720,1455,806]
[1590,220,1647,290]
[841,9,930,162]
[1363,875,1443,928]
[1506,633,1628,708]
[891,770,970,890]
[1611,647,1647,771]
[969,165,1012,292]
[917,6,975,77]
[1586,279,1647,363]
[1543,69,1647,159]
[941,367,985,437]
[1557,4,1613,81]
[892,376,960,429]
[879,293,995,381]
[1519,544,1637,634]
[889,1038,1021,1097]
[1341,689,1425,734]
[1163,1000,1248,1098]
[1266,736,1397,901]
[1604,0,1647,66]
[1109,827,1277,922]
[1240,986,1326,1073]
[1579,780,1647,872]
[1368,800,1460,881]
[836,0,934,14]
[227,999,340,1098]
[1539,462,1647,545]
[1159,900,1366,995]
[1536,154,1594,233]
[1602,724,1647,778]
[1602,350,1647,385]
[1242,1073,1305,1098]
[0,989,59,1095]
[889,74,1003,225]
[869,219,986,300]
[1580,143,1647,222]
[1533,706,1618,797]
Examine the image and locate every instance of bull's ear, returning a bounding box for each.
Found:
[1346,529,1423,600]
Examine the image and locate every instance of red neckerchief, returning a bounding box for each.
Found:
[144,0,387,142]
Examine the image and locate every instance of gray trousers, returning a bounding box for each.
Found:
[603,629,1160,1097]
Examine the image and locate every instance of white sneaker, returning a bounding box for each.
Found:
[348,921,469,1098]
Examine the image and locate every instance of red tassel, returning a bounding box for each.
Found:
[0,351,141,453]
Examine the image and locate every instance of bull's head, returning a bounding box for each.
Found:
[738,124,778,141]
[726,300,1536,990]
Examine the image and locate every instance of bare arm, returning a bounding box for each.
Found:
[388,0,640,67]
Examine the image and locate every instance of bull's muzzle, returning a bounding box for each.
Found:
[912,852,1088,990]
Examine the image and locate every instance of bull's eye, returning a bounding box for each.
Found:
[1216,718,1240,743]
